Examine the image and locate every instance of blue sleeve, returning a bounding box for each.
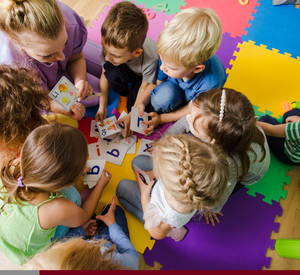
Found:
[109,223,139,270]
[157,58,168,81]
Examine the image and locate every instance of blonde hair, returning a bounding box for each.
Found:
[152,134,229,211]
[193,88,266,180]
[101,1,148,52]
[23,238,122,270]
[0,65,50,162]
[0,123,88,204]
[0,0,64,45]
[157,7,222,68]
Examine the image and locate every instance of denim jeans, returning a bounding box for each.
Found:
[52,186,82,240]
[117,155,154,222]
[259,108,300,165]
[151,81,186,113]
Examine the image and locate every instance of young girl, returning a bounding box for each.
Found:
[0,0,102,113]
[0,123,111,265]
[258,108,300,165]
[166,87,270,224]
[116,134,229,241]
[0,65,50,163]
[23,197,139,270]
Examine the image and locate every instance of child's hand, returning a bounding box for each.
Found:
[96,196,117,227]
[136,103,146,116]
[286,116,300,123]
[203,210,223,226]
[143,112,161,136]
[135,170,155,200]
[95,105,107,124]
[69,102,86,120]
[82,166,91,175]
[117,113,133,138]
[75,80,94,101]
[97,169,112,187]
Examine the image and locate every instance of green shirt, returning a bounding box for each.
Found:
[284,122,300,163]
[0,185,65,265]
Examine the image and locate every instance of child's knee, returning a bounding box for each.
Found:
[151,81,184,113]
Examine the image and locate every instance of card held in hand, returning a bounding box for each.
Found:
[96,116,121,139]
[49,76,78,111]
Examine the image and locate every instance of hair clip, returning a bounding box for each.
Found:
[219,89,226,122]
[17,176,25,188]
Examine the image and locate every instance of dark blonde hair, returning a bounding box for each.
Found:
[153,134,229,211]
[23,238,122,270]
[0,65,50,160]
[0,123,88,204]
[193,88,266,180]
[101,1,148,52]
[0,0,64,45]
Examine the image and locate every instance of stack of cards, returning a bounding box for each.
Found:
[96,116,121,139]
[83,159,106,189]
[49,76,78,111]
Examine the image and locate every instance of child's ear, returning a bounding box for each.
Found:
[133,48,143,58]
[193,64,205,74]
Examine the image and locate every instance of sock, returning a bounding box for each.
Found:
[118,95,128,115]
[166,226,188,242]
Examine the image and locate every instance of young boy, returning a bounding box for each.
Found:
[144,7,227,135]
[95,1,159,137]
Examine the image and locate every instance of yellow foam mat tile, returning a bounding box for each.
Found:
[226,41,300,117]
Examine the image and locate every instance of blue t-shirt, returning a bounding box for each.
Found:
[157,55,227,101]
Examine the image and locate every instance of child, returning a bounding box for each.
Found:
[0,65,50,163]
[258,108,300,165]
[0,123,111,265]
[95,1,159,137]
[116,134,229,241]
[23,197,139,270]
[0,0,101,118]
[166,88,270,224]
[144,7,226,135]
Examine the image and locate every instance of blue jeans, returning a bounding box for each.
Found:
[259,108,300,165]
[151,81,186,113]
[64,205,130,240]
[53,186,82,240]
[117,155,153,222]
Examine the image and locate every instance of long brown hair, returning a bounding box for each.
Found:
[0,0,64,44]
[0,65,50,160]
[193,88,266,180]
[0,124,88,204]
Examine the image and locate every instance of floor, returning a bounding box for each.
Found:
[61,0,300,270]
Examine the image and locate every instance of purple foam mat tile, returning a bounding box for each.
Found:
[135,122,173,141]
[143,187,282,270]
[216,33,243,72]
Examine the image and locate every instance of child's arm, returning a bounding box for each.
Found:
[144,104,191,136]
[49,100,86,121]
[135,171,172,240]
[257,121,286,138]
[39,169,111,229]
[95,70,109,123]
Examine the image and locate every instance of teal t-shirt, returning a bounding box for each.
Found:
[0,184,64,265]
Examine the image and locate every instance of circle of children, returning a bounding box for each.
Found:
[0,0,299,271]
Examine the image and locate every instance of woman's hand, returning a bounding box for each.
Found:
[75,80,94,101]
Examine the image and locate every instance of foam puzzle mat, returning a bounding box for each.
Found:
[83,0,299,269]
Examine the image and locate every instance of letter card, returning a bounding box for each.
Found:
[96,116,121,139]
[130,107,148,134]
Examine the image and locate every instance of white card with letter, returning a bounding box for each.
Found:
[49,76,78,111]
[96,116,121,139]
[130,107,148,134]
[83,159,106,182]
[136,138,152,156]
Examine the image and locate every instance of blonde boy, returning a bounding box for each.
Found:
[95,2,159,137]
[144,7,226,135]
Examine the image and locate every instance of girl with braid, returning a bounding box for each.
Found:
[166,88,270,225]
[116,134,229,241]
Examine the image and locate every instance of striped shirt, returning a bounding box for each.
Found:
[284,122,300,163]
